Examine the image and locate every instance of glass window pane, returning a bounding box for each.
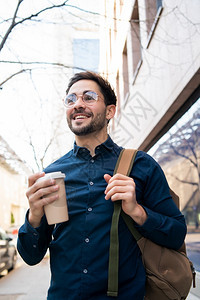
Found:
[148,98,200,229]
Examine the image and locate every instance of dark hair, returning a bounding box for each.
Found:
[66,71,117,106]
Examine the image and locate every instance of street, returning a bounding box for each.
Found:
[0,257,50,300]
[0,234,199,300]
[186,233,200,300]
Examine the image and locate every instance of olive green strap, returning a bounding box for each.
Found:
[107,149,138,297]
[121,211,142,241]
[107,200,122,297]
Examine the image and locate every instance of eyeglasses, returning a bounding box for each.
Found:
[63,91,103,108]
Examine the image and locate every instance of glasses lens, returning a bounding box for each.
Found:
[83,91,98,103]
[65,94,77,106]
[64,91,98,107]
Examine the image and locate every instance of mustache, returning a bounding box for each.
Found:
[70,108,93,119]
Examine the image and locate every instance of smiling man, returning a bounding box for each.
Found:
[65,78,115,156]
[17,71,187,300]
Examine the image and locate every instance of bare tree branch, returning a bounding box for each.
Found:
[0,0,70,52]
[26,133,41,171]
[0,61,87,87]
[0,0,23,51]
[0,60,87,70]
[166,172,199,187]
[169,142,198,169]
[0,68,31,87]
[182,188,199,211]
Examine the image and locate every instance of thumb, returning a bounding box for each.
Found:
[104,174,112,183]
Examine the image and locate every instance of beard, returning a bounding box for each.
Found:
[67,108,108,136]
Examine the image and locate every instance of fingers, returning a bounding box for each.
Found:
[104,173,146,224]
[26,172,60,224]
[28,183,59,205]
[105,173,132,183]
[28,172,45,187]
[29,192,59,216]
[105,187,134,201]
[104,174,112,183]
[26,173,57,198]
[104,173,135,201]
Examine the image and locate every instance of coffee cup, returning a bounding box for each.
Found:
[37,171,69,225]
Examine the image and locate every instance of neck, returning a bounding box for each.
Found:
[75,130,108,156]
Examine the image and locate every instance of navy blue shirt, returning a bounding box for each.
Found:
[17,136,186,300]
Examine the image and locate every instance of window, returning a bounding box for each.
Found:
[122,42,129,99]
[109,28,112,60]
[148,96,200,229]
[145,0,163,46]
[116,71,121,115]
[130,0,142,80]
[120,0,124,12]
[73,39,100,73]
[114,1,117,39]
[0,228,7,240]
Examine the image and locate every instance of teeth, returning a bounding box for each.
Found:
[75,115,88,119]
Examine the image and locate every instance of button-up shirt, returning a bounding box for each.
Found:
[17,136,186,300]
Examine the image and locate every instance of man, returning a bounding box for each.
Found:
[17,71,187,299]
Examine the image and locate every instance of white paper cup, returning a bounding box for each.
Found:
[37,172,69,225]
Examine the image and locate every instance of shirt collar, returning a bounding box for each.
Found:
[73,135,114,157]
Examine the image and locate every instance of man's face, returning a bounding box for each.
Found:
[66,80,109,136]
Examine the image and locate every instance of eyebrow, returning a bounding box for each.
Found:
[68,90,93,96]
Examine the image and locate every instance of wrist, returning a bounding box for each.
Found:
[130,204,147,226]
[28,210,43,228]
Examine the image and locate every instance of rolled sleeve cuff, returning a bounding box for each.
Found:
[136,206,163,233]
[23,210,46,234]
[17,210,52,265]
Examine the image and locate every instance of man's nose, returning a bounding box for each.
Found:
[73,96,86,108]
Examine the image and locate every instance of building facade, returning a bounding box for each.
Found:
[99,0,200,151]
[0,136,31,231]
[99,0,200,225]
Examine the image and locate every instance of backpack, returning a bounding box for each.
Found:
[107,149,195,299]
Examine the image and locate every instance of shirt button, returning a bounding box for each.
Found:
[83,269,88,274]
[33,245,37,248]
[88,207,92,212]
[89,181,94,186]
[85,238,89,243]
[91,159,94,163]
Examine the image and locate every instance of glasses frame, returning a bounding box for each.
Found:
[63,90,103,108]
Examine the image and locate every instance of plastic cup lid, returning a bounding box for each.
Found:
[37,171,65,182]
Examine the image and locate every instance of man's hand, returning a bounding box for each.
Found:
[104,173,147,226]
[26,172,59,228]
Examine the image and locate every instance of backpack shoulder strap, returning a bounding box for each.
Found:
[170,188,179,208]
[107,149,138,297]
[113,148,137,176]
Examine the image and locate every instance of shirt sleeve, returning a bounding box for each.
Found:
[17,210,54,265]
[132,151,187,250]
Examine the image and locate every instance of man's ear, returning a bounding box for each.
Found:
[106,105,116,121]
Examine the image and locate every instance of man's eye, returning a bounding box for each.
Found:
[67,95,76,104]
[84,95,93,101]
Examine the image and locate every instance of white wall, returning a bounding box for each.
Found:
[0,164,28,230]
[100,0,200,150]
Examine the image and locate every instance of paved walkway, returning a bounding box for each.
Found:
[186,232,200,244]
[186,232,200,299]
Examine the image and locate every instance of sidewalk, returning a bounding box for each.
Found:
[188,271,200,300]
[186,232,200,299]
[186,232,200,244]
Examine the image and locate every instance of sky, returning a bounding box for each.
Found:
[0,0,102,172]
